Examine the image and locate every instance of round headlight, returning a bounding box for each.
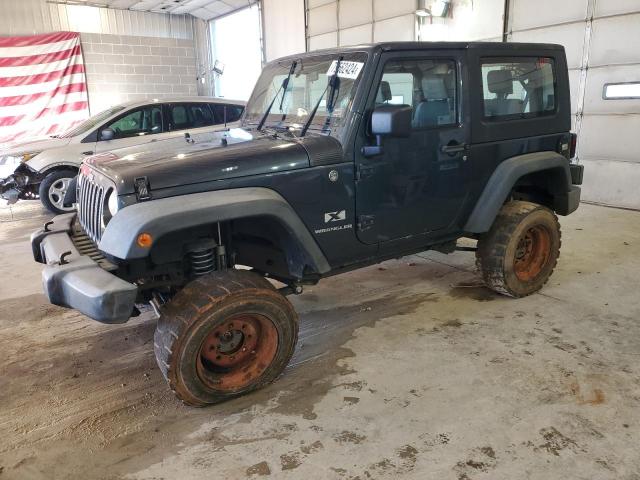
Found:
[108,191,119,216]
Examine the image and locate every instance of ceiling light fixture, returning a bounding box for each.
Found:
[415,0,431,17]
[431,0,451,17]
[415,0,450,17]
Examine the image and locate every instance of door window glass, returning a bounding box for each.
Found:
[376,58,457,129]
[226,105,244,122]
[168,104,193,130]
[211,104,245,124]
[189,103,215,127]
[103,106,163,139]
[481,57,556,119]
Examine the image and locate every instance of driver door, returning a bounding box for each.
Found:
[354,50,471,244]
[94,104,166,153]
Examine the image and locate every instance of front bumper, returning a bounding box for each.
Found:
[1,165,41,203]
[1,175,20,203]
[31,214,137,324]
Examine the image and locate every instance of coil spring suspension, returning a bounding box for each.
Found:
[189,246,216,276]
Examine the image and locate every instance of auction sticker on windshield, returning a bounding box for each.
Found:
[326,60,364,80]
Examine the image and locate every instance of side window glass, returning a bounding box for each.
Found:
[481,57,556,120]
[376,58,457,129]
[211,104,244,124]
[169,104,194,131]
[226,105,244,122]
[188,103,215,127]
[103,106,162,140]
[212,105,226,124]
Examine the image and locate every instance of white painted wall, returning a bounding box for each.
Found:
[506,0,640,209]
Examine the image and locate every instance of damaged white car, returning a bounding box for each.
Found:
[1,97,244,213]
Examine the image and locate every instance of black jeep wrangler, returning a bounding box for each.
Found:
[31,42,583,406]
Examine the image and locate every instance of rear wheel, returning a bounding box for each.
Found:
[39,169,76,214]
[154,270,298,406]
[476,200,561,297]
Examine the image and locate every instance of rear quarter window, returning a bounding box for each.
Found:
[481,57,556,120]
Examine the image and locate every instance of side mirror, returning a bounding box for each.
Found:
[100,128,115,141]
[371,104,412,137]
[362,105,412,157]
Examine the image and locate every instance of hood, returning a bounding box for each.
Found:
[83,128,312,194]
[1,136,72,156]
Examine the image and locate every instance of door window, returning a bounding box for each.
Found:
[168,103,220,130]
[211,104,245,124]
[376,58,457,129]
[189,103,215,127]
[168,104,193,130]
[481,57,556,119]
[225,104,244,122]
[103,106,163,140]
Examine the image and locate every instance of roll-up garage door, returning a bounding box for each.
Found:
[507,0,640,209]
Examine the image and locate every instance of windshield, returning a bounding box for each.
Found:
[59,105,127,138]
[244,52,368,136]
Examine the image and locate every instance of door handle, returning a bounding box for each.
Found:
[440,143,468,154]
[81,151,94,156]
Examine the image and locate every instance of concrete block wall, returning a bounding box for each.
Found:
[80,33,199,114]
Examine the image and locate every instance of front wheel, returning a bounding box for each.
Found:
[38,169,77,214]
[154,270,298,406]
[476,201,561,297]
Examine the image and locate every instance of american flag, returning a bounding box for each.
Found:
[0,31,89,148]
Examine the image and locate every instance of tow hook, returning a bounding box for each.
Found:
[59,251,72,265]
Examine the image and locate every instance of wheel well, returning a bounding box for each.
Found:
[144,216,319,285]
[511,167,568,210]
[41,164,79,176]
[230,216,318,281]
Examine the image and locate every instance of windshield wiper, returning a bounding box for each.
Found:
[300,56,343,137]
[257,60,298,132]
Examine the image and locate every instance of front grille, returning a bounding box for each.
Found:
[71,220,117,271]
[77,172,106,243]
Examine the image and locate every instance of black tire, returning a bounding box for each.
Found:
[38,169,77,214]
[154,270,298,406]
[476,200,561,298]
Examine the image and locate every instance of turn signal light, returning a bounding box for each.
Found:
[137,233,153,248]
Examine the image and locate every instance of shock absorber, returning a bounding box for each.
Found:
[188,240,217,277]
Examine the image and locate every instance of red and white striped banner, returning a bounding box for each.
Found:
[0,31,89,148]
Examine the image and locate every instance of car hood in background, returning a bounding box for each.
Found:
[83,128,312,194]
[2,136,73,156]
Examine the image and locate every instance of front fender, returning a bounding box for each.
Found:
[26,146,85,174]
[464,151,576,233]
[98,187,331,275]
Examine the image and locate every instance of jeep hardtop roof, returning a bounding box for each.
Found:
[269,41,565,65]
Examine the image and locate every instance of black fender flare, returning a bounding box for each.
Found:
[98,187,331,275]
[464,151,573,233]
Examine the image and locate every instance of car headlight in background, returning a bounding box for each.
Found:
[0,151,41,168]
[107,190,119,216]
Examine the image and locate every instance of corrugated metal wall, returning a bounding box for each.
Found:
[262,0,306,61]
[506,0,640,209]
[305,0,505,50]
[306,0,418,50]
[0,0,194,39]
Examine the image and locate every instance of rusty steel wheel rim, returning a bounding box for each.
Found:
[513,225,551,281]
[197,314,278,391]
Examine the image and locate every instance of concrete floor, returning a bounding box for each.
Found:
[0,200,639,480]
